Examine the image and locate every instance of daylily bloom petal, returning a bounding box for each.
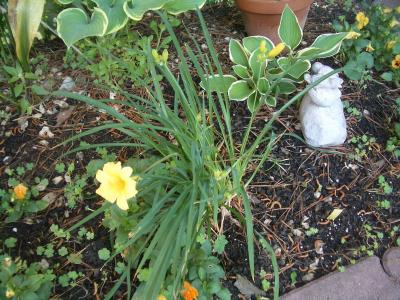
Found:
[267,43,285,58]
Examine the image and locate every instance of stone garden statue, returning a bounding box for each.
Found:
[299,62,347,147]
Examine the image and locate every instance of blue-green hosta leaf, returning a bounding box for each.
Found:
[199,75,236,93]
[57,8,108,47]
[249,49,266,81]
[164,0,206,14]
[257,77,270,94]
[8,0,46,70]
[123,0,170,21]
[229,39,248,67]
[93,0,128,34]
[233,65,250,79]
[242,36,274,54]
[278,5,302,50]
[228,80,254,101]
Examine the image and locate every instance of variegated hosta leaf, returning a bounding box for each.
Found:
[229,39,248,67]
[233,65,250,79]
[199,75,236,93]
[56,8,108,48]
[249,49,266,81]
[228,80,254,101]
[123,0,169,21]
[164,0,206,15]
[57,0,76,4]
[242,36,274,54]
[8,0,45,70]
[278,5,302,50]
[298,33,348,59]
[93,0,128,34]
[277,57,311,79]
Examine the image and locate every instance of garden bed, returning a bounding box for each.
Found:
[1,0,399,299]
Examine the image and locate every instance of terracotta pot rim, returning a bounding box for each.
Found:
[235,0,314,14]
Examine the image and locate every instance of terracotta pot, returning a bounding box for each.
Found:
[235,0,314,45]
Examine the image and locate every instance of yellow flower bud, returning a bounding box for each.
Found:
[14,184,27,200]
[356,12,369,30]
[267,43,285,58]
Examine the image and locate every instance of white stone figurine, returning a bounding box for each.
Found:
[299,62,347,147]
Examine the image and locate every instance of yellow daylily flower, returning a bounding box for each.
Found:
[95,162,138,210]
[14,183,27,200]
[267,43,285,58]
[387,40,396,50]
[5,289,15,299]
[383,7,393,14]
[346,31,361,39]
[392,55,400,69]
[356,12,369,29]
[366,43,375,52]
[390,18,399,27]
[181,281,199,300]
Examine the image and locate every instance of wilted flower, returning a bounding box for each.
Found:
[392,55,400,69]
[267,43,285,58]
[356,12,369,29]
[366,43,375,52]
[14,183,27,200]
[95,162,138,210]
[181,281,199,300]
[346,31,361,39]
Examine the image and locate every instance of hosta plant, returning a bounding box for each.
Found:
[201,5,349,113]
[56,0,206,47]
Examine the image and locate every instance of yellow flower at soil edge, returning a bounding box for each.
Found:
[181,281,199,300]
[267,43,285,58]
[346,31,361,39]
[387,40,396,50]
[157,295,167,300]
[95,162,138,210]
[14,183,27,200]
[392,55,400,69]
[5,289,15,298]
[366,43,375,52]
[356,12,369,30]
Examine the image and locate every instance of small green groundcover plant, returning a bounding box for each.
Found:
[333,2,400,84]
[201,6,350,113]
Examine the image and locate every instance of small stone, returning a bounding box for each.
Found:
[59,76,75,91]
[3,156,12,165]
[382,247,400,280]
[52,176,63,185]
[201,43,208,50]
[39,126,54,139]
[53,99,69,108]
[39,140,49,147]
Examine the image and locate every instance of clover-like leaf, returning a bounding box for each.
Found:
[278,5,302,50]
[57,8,108,47]
[228,80,254,101]
[93,0,128,34]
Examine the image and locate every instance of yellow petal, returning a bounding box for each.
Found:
[267,43,285,58]
[327,208,343,221]
[121,166,133,178]
[96,184,117,203]
[116,196,129,210]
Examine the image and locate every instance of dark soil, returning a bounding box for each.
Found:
[1,0,399,299]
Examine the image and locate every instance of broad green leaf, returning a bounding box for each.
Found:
[242,36,274,54]
[278,5,302,50]
[199,75,236,93]
[32,84,49,95]
[274,79,296,94]
[343,61,362,80]
[296,47,322,58]
[229,39,248,67]
[123,0,168,21]
[264,95,277,107]
[164,0,206,14]
[93,0,128,34]
[57,8,108,47]
[381,72,393,81]
[57,0,75,4]
[307,32,348,59]
[228,80,254,101]
[247,93,260,113]
[233,65,250,79]
[278,58,310,79]
[249,49,266,80]
[8,0,45,71]
[257,77,270,94]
